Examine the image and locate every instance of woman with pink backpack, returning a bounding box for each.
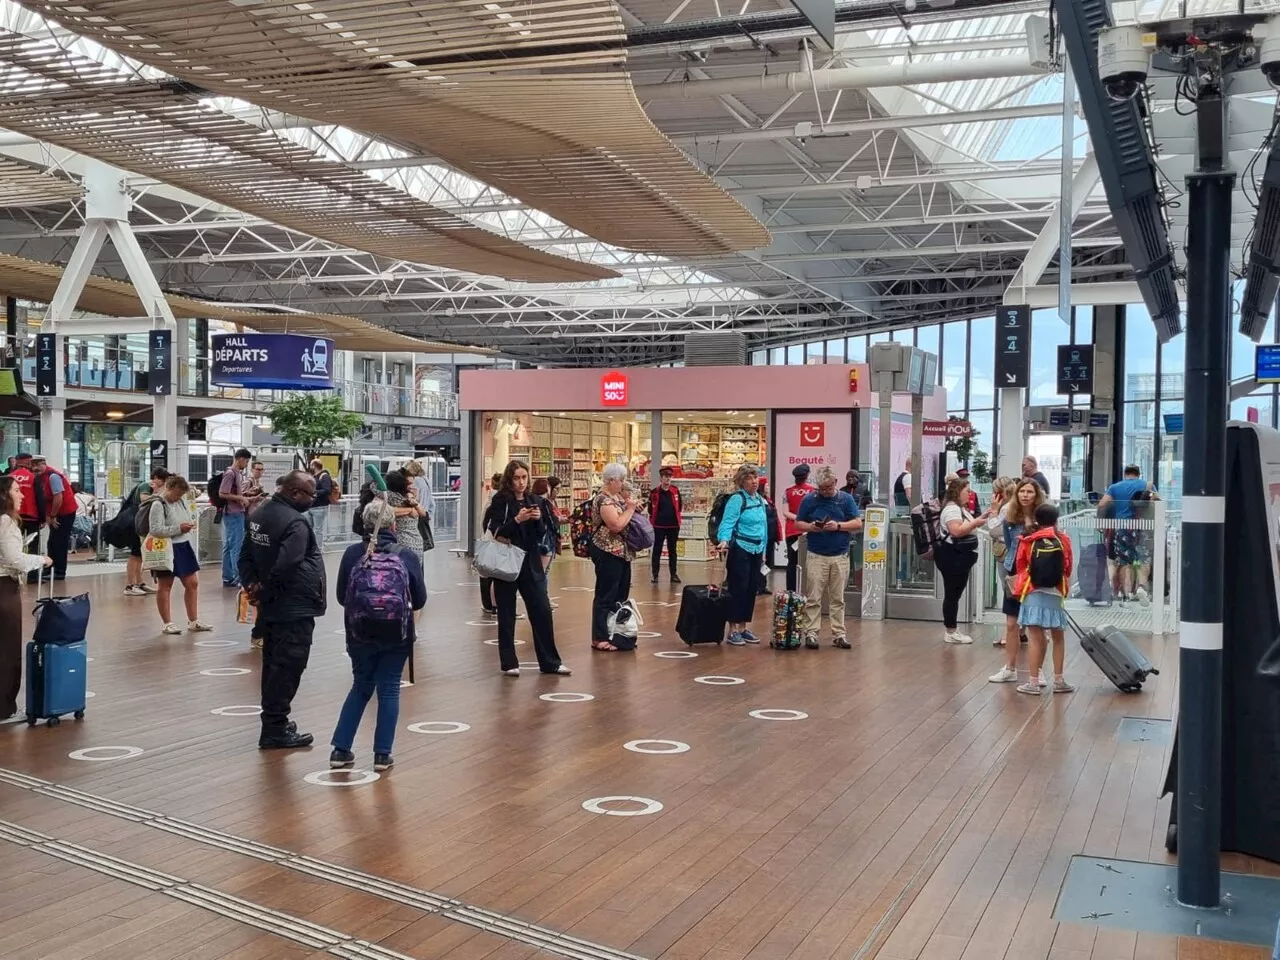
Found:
[329,498,427,773]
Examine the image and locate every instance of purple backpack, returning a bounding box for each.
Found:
[344,547,411,644]
[624,513,655,552]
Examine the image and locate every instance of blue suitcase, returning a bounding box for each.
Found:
[25,639,87,726]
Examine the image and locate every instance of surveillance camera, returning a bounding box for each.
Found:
[1098,24,1148,102]
[1261,29,1280,88]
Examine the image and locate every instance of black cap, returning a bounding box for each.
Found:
[792,464,810,479]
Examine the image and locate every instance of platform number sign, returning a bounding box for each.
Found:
[994,305,1030,389]
[148,329,172,396]
[35,332,57,397]
[150,439,167,469]
[1056,344,1094,395]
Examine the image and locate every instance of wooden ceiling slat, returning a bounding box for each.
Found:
[15,0,771,256]
[0,158,82,208]
[0,32,615,285]
[0,252,485,355]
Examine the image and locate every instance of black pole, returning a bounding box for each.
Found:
[5,296,16,358]
[1176,164,1232,908]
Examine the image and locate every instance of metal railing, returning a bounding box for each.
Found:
[975,499,1176,637]
[86,491,461,567]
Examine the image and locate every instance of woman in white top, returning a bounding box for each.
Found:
[148,475,212,635]
[0,476,52,720]
[935,476,1000,645]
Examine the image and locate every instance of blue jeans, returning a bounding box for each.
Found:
[221,512,245,585]
[330,645,410,755]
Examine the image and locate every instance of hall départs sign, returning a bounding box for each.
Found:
[601,370,629,406]
[211,333,335,390]
[923,419,974,439]
[775,412,852,474]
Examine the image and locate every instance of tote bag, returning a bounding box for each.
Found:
[473,536,525,582]
[141,533,174,573]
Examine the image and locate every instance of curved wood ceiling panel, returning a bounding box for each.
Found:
[15,0,771,256]
[0,252,485,354]
[0,159,82,208]
[0,32,615,284]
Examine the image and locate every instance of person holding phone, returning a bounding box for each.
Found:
[486,460,569,677]
[794,466,862,649]
[147,475,213,635]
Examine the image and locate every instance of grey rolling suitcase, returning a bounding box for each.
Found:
[1068,614,1157,693]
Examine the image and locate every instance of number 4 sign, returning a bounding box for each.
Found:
[994,305,1030,388]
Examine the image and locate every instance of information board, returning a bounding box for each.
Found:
[994,305,1030,388]
[1256,344,1280,384]
[148,329,173,396]
[35,332,56,397]
[1057,344,1095,395]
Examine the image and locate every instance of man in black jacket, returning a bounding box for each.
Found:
[239,470,325,749]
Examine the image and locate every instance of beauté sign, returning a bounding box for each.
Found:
[211,333,335,390]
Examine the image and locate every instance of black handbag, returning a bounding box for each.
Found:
[418,515,435,551]
[934,535,978,575]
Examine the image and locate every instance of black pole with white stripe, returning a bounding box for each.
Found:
[1176,167,1232,908]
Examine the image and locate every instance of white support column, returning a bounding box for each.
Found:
[42,160,179,467]
[998,388,1024,478]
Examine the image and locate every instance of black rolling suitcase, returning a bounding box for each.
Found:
[1068,614,1157,693]
[676,584,728,645]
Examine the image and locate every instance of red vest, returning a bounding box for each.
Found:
[11,466,35,520]
[35,468,77,518]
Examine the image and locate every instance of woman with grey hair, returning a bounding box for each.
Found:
[330,497,427,773]
[715,465,769,644]
[590,462,639,651]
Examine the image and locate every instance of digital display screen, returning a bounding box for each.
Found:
[1257,344,1280,384]
[0,367,24,397]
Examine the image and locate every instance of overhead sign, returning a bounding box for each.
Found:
[148,329,173,396]
[788,0,836,48]
[775,412,852,474]
[1056,344,1094,395]
[799,421,826,447]
[211,334,334,390]
[994,305,1031,389]
[1164,413,1185,435]
[150,439,168,468]
[1257,344,1280,383]
[600,370,629,407]
[186,417,207,442]
[923,419,974,439]
[1048,407,1071,429]
[35,332,56,397]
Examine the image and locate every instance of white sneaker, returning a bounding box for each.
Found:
[1135,585,1150,608]
[1037,671,1048,687]
[250,636,263,650]
[124,584,145,597]
[140,583,157,594]
[502,668,520,677]
[988,666,1019,683]
[943,632,973,645]
[187,620,213,632]
[162,622,182,635]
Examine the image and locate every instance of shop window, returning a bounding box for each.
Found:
[969,315,995,411]
[941,321,968,409]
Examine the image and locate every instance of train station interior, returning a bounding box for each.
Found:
[0,2,1278,959]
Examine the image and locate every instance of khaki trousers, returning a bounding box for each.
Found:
[802,551,849,639]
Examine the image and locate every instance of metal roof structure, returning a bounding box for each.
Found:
[0,0,1143,365]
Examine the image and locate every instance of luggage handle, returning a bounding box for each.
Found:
[33,527,53,602]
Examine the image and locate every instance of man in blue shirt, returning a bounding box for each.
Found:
[795,466,862,649]
[1097,464,1158,605]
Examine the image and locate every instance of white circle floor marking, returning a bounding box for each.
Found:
[465,620,498,627]
[637,631,662,639]
[484,637,523,646]
[748,709,809,721]
[456,581,480,587]
[624,739,690,755]
[304,769,380,787]
[539,692,594,703]
[561,586,592,592]
[582,796,664,817]
[194,639,238,648]
[210,704,262,717]
[695,676,745,686]
[69,746,143,762]
[518,661,542,669]
[430,590,450,596]
[406,721,471,735]
[200,667,251,677]
[654,650,698,659]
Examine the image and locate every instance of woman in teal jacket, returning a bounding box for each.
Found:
[715,465,769,645]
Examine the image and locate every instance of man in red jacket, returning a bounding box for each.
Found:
[30,455,78,581]
[648,466,682,585]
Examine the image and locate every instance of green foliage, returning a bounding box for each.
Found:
[944,415,995,482]
[267,393,364,459]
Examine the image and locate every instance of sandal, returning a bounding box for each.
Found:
[592,640,618,652]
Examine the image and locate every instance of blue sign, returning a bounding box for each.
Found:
[1257,344,1280,384]
[1164,413,1184,435]
[211,334,334,390]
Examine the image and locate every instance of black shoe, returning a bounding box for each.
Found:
[259,730,314,750]
[1020,633,1029,644]
[329,748,355,769]
[373,753,394,772]
[651,575,659,584]
[671,574,682,584]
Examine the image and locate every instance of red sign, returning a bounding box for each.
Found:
[601,371,629,406]
[923,419,974,439]
[849,368,859,393]
[799,421,826,447]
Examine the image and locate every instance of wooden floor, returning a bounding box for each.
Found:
[0,553,1273,960]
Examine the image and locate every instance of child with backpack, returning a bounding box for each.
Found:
[329,497,428,773]
[1010,503,1075,696]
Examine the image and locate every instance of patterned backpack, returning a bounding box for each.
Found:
[570,497,595,558]
[344,546,411,645]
